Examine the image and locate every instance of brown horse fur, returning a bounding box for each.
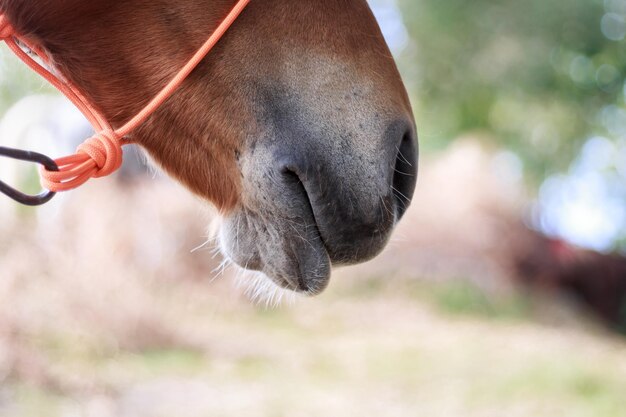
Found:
[0,0,417,293]
[1,0,250,210]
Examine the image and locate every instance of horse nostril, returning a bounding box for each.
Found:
[280,165,317,226]
[392,130,418,220]
[281,166,303,188]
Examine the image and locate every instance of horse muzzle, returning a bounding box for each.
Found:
[218,114,418,295]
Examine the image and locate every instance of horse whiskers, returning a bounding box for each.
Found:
[205,238,297,307]
[392,164,415,177]
[210,256,233,281]
[391,185,412,204]
[380,195,395,221]
[395,145,414,167]
[210,246,222,259]
[190,235,217,254]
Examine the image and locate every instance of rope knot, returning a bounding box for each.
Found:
[0,15,15,39]
[40,130,124,192]
[77,130,123,178]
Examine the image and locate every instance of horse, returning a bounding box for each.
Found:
[0,0,418,295]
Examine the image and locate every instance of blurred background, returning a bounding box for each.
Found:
[1,1,626,416]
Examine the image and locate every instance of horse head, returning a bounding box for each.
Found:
[1,0,418,294]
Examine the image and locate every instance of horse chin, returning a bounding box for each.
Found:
[217,206,332,296]
[231,270,301,306]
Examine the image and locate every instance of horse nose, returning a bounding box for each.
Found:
[392,127,418,220]
[276,120,418,265]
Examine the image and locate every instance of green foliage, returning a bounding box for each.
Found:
[398,0,625,185]
[0,46,56,113]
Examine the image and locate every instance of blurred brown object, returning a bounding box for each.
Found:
[515,233,626,331]
[362,139,626,331]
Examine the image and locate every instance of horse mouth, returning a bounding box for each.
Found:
[217,172,398,297]
[218,182,332,296]
[217,127,417,297]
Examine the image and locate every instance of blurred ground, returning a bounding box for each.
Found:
[2,142,626,417]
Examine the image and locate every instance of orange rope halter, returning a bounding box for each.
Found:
[0,0,250,192]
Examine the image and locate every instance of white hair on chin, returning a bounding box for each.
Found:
[234,268,298,308]
[207,220,297,307]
